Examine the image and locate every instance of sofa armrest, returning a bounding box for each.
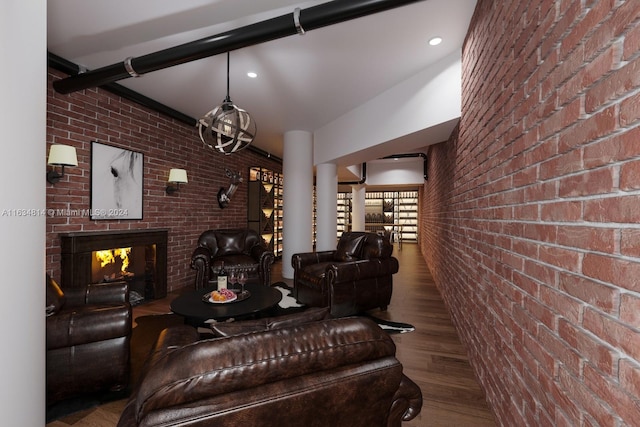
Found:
[249,244,273,264]
[250,244,275,285]
[137,325,201,385]
[64,281,130,306]
[46,303,131,350]
[119,324,200,427]
[388,374,423,426]
[326,257,399,284]
[291,250,335,270]
[190,246,212,290]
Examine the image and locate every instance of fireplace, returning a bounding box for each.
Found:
[60,229,168,303]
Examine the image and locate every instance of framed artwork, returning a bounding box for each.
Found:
[90,141,144,220]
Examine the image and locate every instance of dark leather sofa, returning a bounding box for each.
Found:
[190,228,275,289]
[118,316,422,426]
[292,231,399,317]
[46,275,132,404]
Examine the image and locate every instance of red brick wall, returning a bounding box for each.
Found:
[46,68,281,292]
[421,1,640,425]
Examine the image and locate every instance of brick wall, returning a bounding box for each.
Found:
[421,1,640,425]
[46,68,281,292]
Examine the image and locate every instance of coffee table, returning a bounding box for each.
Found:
[170,283,282,326]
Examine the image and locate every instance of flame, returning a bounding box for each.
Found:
[95,247,131,272]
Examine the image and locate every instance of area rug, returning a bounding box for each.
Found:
[272,282,415,334]
[362,314,415,334]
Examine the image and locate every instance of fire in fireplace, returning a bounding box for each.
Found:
[94,247,132,281]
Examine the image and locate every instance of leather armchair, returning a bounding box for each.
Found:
[46,275,132,404]
[190,228,275,290]
[118,316,422,427]
[292,231,399,317]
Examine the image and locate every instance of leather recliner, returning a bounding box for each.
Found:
[118,316,422,427]
[292,231,399,317]
[46,275,132,404]
[190,228,275,289]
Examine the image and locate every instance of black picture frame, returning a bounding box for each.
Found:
[90,141,143,220]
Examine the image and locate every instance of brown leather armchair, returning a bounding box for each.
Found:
[190,228,275,289]
[292,231,399,317]
[46,275,132,404]
[118,316,422,427]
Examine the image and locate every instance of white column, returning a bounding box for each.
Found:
[282,131,313,279]
[1,1,47,424]
[315,163,338,251]
[351,184,366,231]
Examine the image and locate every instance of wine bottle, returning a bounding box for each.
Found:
[217,261,228,289]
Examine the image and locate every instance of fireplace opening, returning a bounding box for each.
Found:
[60,229,168,304]
[91,245,157,305]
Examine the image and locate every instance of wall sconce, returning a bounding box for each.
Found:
[47,144,78,184]
[166,168,188,194]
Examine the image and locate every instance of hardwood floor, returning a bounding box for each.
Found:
[376,243,496,426]
[47,242,496,426]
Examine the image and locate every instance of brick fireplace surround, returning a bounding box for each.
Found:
[59,229,168,300]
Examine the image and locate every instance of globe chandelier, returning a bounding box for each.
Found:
[198,52,256,155]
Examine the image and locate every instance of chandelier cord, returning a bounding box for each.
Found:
[225,51,231,103]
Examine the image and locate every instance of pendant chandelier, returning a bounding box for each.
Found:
[198,52,256,155]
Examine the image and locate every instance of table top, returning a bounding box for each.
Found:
[170,283,282,325]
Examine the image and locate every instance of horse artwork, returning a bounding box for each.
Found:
[91,142,143,220]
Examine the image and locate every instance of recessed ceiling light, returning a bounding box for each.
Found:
[429,37,442,46]
[247,72,258,78]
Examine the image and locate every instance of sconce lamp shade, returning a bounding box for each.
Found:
[47,144,78,184]
[166,168,188,195]
[48,144,78,166]
[168,168,188,184]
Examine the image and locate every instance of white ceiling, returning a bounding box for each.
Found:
[47,0,476,167]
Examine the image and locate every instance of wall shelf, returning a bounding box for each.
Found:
[248,167,283,257]
[336,190,418,242]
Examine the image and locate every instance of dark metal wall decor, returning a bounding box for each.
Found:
[217,168,244,209]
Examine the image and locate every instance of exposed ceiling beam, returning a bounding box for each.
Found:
[53,0,426,94]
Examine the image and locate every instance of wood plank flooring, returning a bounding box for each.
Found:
[47,242,496,426]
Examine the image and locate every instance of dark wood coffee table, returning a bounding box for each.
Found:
[170,283,282,326]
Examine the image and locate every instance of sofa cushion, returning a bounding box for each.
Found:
[46,275,66,316]
[212,255,258,270]
[334,234,365,262]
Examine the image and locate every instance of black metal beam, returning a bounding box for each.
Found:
[382,152,428,180]
[338,163,367,185]
[48,52,198,127]
[52,0,425,94]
